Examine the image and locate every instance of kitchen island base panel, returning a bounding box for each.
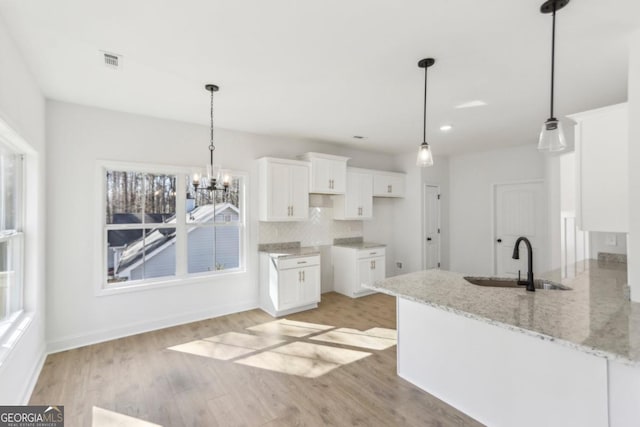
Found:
[608,359,640,427]
[398,297,608,427]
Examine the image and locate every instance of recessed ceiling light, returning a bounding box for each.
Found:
[440,124,453,132]
[353,135,365,139]
[455,100,487,109]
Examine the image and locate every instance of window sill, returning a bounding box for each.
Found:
[96,268,247,297]
[0,311,33,368]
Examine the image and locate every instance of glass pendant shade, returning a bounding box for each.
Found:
[416,142,434,167]
[537,118,566,152]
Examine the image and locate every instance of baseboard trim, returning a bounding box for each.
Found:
[19,345,46,404]
[47,300,259,354]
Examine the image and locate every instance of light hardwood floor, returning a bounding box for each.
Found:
[30,292,484,427]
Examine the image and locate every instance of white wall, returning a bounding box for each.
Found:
[545,154,562,272]
[45,100,397,352]
[449,145,545,276]
[422,155,450,271]
[560,152,576,213]
[0,16,47,403]
[388,151,449,276]
[589,232,627,259]
[628,29,640,302]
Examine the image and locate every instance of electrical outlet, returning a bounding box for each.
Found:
[396,261,403,269]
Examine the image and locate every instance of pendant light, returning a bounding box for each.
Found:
[538,0,569,152]
[417,58,435,167]
[193,84,229,193]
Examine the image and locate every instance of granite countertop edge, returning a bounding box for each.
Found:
[259,247,322,259]
[364,282,640,367]
[333,242,387,249]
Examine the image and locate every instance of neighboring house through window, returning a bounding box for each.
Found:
[102,163,245,291]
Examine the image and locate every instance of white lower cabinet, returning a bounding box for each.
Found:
[259,253,321,317]
[332,246,385,298]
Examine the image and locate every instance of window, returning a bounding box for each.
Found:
[0,143,23,324]
[103,164,244,289]
[186,175,243,273]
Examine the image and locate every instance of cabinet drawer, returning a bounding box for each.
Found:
[357,247,385,259]
[276,255,320,270]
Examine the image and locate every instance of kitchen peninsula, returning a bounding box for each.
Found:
[366,261,640,427]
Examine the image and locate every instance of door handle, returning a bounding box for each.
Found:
[497,238,502,243]
[427,237,432,241]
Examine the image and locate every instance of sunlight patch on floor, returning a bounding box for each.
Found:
[167,340,256,361]
[310,328,397,350]
[203,331,285,350]
[246,319,334,338]
[235,342,370,378]
[92,406,161,427]
[364,327,398,340]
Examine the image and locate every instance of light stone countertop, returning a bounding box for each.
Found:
[261,246,321,260]
[365,260,640,365]
[332,242,386,250]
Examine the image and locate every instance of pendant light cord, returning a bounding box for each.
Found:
[550,4,556,119]
[423,64,428,143]
[209,88,215,167]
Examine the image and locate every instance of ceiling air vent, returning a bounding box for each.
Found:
[102,52,121,69]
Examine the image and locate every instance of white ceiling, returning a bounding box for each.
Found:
[0,0,638,155]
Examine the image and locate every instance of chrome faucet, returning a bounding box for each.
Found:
[512,236,535,292]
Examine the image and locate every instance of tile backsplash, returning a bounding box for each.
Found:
[258,207,363,246]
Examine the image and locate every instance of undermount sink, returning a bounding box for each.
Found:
[463,276,572,291]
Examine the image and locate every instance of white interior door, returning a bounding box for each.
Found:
[494,181,545,277]
[423,185,441,269]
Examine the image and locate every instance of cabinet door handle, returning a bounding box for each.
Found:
[388,185,392,193]
[302,270,305,282]
[298,271,302,282]
[370,260,374,270]
[291,206,294,216]
[373,260,376,269]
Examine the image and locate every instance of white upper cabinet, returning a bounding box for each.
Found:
[258,157,309,221]
[333,168,373,220]
[298,152,349,194]
[568,103,628,232]
[373,171,405,197]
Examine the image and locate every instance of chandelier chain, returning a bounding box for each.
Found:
[209,89,215,153]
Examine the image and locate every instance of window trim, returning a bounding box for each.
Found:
[95,160,247,296]
[0,120,27,348]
